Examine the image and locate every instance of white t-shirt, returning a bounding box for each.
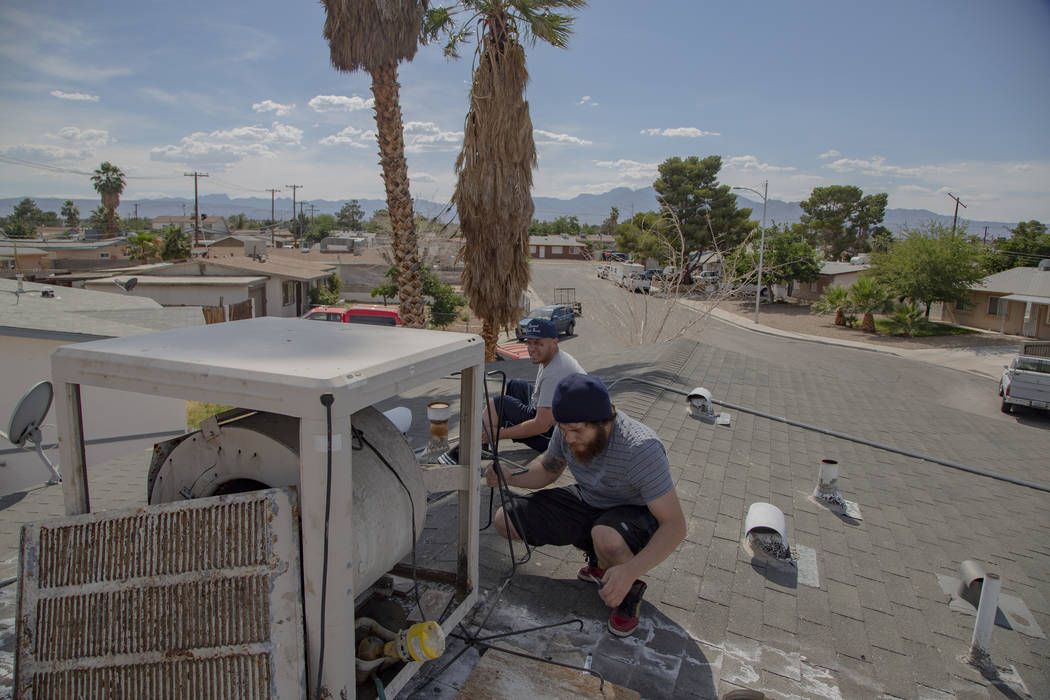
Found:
[532,349,585,409]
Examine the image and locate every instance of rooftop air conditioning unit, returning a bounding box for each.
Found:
[19,317,485,699]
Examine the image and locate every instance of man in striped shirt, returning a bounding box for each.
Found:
[484,373,686,637]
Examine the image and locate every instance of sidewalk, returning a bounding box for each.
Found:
[695,300,1018,380]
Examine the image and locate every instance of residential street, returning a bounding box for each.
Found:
[528,261,1043,428]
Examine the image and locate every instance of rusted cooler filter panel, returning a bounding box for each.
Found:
[15,489,305,700]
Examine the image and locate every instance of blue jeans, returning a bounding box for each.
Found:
[490,378,553,453]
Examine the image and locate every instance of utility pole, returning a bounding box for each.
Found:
[133,203,138,219]
[286,184,303,240]
[185,171,209,247]
[307,203,318,223]
[946,192,967,237]
[265,188,281,225]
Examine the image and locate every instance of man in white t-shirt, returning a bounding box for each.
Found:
[439,318,583,463]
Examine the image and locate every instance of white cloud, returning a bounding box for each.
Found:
[319,125,373,148]
[594,159,659,181]
[141,87,179,105]
[404,121,461,152]
[724,155,796,172]
[50,90,99,102]
[578,95,598,107]
[308,94,374,112]
[0,144,92,162]
[534,129,592,146]
[640,127,719,138]
[252,99,295,116]
[824,155,964,179]
[818,149,841,159]
[897,184,933,194]
[57,127,110,147]
[149,122,303,167]
[320,122,459,151]
[410,171,437,183]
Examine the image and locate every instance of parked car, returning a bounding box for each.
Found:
[303,304,402,326]
[1000,342,1050,414]
[625,271,651,294]
[515,304,576,339]
[601,251,629,262]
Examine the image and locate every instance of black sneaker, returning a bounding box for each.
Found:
[608,580,646,637]
[435,446,458,465]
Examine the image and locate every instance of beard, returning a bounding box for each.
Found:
[569,425,610,464]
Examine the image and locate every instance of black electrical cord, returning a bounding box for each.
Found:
[315,393,335,700]
[479,370,533,576]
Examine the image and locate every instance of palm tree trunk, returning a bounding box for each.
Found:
[481,319,498,362]
[371,61,426,329]
[862,311,876,333]
[834,308,845,326]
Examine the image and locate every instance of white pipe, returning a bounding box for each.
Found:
[969,572,1002,662]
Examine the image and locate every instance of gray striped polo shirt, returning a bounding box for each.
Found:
[548,413,673,509]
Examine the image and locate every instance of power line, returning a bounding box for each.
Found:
[946,192,967,237]
[286,184,303,240]
[184,171,209,247]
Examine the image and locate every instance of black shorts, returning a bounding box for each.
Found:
[505,485,659,559]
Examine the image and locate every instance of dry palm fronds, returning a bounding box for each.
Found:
[456,14,535,359]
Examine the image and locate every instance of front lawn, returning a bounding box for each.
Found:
[874,318,980,337]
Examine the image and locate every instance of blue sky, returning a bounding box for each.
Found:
[1,0,1048,224]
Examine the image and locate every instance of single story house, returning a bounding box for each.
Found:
[791,261,872,302]
[152,215,230,236]
[528,235,588,260]
[936,262,1050,340]
[83,257,336,318]
[0,238,129,277]
[0,278,203,497]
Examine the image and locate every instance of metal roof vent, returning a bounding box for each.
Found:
[812,459,845,506]
[15,488,306,699]
[686,387,730,425]
[744,502,791,560]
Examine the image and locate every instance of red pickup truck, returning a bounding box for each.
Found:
[303,304,402,326]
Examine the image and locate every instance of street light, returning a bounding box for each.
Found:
[732,180,768,324]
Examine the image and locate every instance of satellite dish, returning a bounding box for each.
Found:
[2,380,61,485]
[113,277,138,292]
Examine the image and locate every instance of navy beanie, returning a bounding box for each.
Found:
[552,374,614,423]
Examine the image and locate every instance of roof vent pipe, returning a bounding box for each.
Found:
[744,502,791,560]
[957,559,986,608]
[968,572,1002,666]
[813,459,845,507]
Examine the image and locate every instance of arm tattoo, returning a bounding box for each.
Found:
[541,452,566,475]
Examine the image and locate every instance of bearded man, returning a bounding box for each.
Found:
[484,373,686,636]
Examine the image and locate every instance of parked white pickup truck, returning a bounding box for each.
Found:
[999,342,1050,414]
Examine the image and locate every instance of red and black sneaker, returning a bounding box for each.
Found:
[577,561,606,585]
[608,580,647,637]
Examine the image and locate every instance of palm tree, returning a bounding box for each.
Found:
[811,285,853,327]
[91,162,126,237]
[425,0,587,360]
[847,276,894,333]
[321,0,427,328]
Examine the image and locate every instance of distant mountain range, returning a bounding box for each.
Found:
[1,186,1016,237]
